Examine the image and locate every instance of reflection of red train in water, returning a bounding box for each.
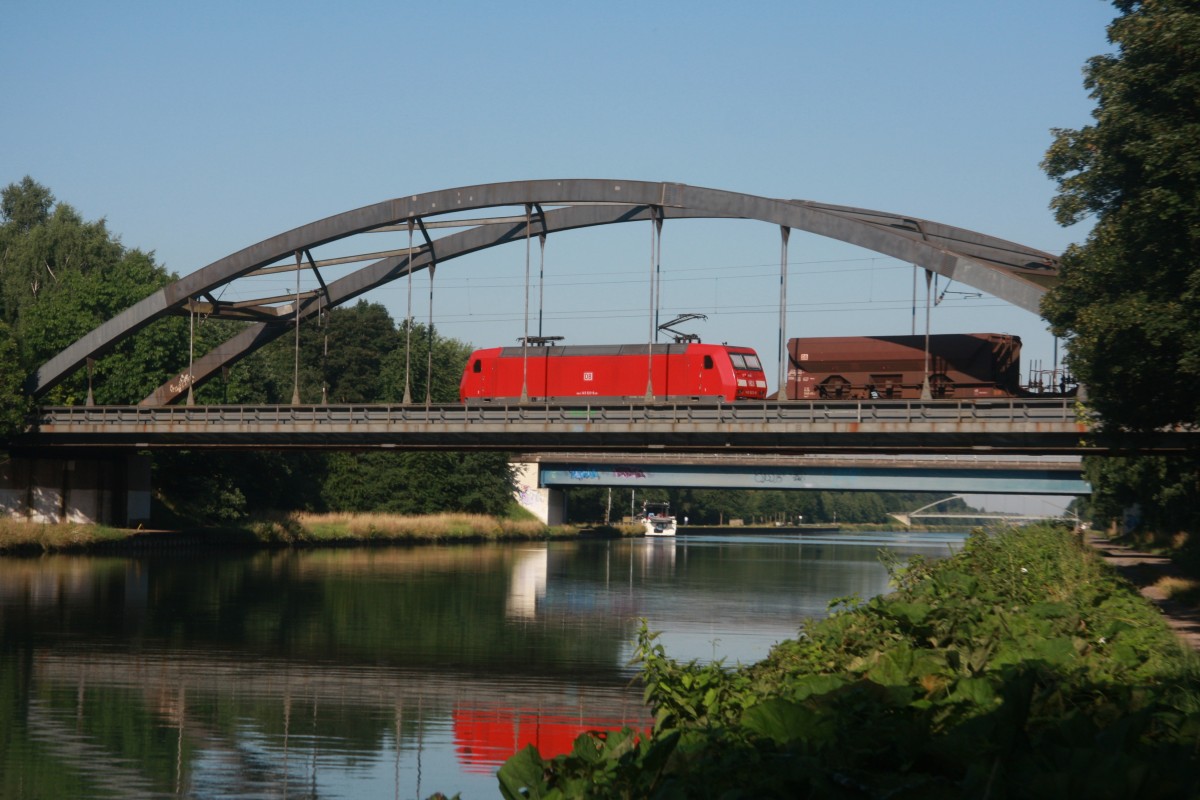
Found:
[453,706,649,773]
[786,333,1075,400]
[459,342,769,402]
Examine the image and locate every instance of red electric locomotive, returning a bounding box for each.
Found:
[459,342,769,402]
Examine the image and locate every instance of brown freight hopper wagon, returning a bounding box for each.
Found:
[786,333,1022,400]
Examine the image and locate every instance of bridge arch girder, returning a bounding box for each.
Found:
[26,180,1060,403]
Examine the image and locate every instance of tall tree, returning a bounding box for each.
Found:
[1041,0,1200,431]
[379,320,473,403]
[0,321,26,439]
[321,300,400,403]
[0,176,53,233]
[321,451,514,515]
[0,179,516,519]
[0,177,182,405]
[1041,0,1200,539]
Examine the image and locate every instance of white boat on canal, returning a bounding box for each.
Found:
[639,501,677,537]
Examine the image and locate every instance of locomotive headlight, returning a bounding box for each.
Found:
[737,379,747,387]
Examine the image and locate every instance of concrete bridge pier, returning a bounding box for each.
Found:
[513,462,565,526]
[1,453,151,526]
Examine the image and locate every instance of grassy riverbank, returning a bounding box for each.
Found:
[499,524,1200,798]
[252,511,640,544]
[0,520,134,552]
[0,512,641,553]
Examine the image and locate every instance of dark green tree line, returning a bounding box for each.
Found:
[0,321,25,438]
[0,177,184,421]
[155,304,514,521]
[1041,0,1200,540]
[1,177,515,522]
[562,485,967,526]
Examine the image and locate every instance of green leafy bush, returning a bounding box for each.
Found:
[500,526,1200,798]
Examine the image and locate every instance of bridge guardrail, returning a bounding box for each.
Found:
[27,397,1189,456]
[32,398,1085,427]
[525,451,1083,469]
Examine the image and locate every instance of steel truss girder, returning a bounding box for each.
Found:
[26,180,1060,403]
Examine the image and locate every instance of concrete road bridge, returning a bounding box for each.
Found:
[525,452,1088,495]
[514,451,1088,525]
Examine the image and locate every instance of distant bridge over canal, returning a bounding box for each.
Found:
[513,451,1088,524]
[528,453,1088,494]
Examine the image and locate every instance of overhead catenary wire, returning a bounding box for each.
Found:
[423,296,1006,326]
[204,255,921,305]
[183,239,1020,372]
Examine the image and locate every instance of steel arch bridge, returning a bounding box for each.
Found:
[27,180,1059,405]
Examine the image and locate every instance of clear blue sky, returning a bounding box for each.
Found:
[5,0,1115,385]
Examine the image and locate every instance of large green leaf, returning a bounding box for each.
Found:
[497,745,551,800]
[741,699,834,746]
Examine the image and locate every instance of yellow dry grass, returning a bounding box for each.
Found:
[0,518,126,551]
[1153,575,1200,603]
[285,511,553,542]
[0,512,586,551]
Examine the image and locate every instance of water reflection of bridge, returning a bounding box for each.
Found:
[5,532,957,794]
[33,647,650,793]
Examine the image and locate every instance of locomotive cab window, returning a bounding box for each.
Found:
[730,353,762,370]
[703,355,714,369]
[472,359,481,373]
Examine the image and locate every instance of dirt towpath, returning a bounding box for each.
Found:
[1086,532,1200,652]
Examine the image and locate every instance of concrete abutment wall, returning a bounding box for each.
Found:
[512,462,564,526]
[1,454,151,526]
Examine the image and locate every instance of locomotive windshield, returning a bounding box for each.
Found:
[730,353,763,371]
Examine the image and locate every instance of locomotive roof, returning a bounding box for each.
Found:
[491,343,754,358]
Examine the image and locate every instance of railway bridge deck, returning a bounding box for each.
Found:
[9,397,1194,526]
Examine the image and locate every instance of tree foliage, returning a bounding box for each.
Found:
[1041,2,1200,542]
[1,177,515,522]
[159,302,514,521]
[501,526,1200,798]
[0,176,53,233]
[562,485,968,526]
[207,304,469,407]
[321,451,515,515]
[380,320,474,404]
[1082,454,1200,542]
[0,321,26,439]
[0,175,183,405]
[1041,0,1200,431]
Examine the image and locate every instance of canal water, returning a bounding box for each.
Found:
[0,529,965,799]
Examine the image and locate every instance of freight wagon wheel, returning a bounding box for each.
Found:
[929,374,955,398]
[818,376,851,399]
